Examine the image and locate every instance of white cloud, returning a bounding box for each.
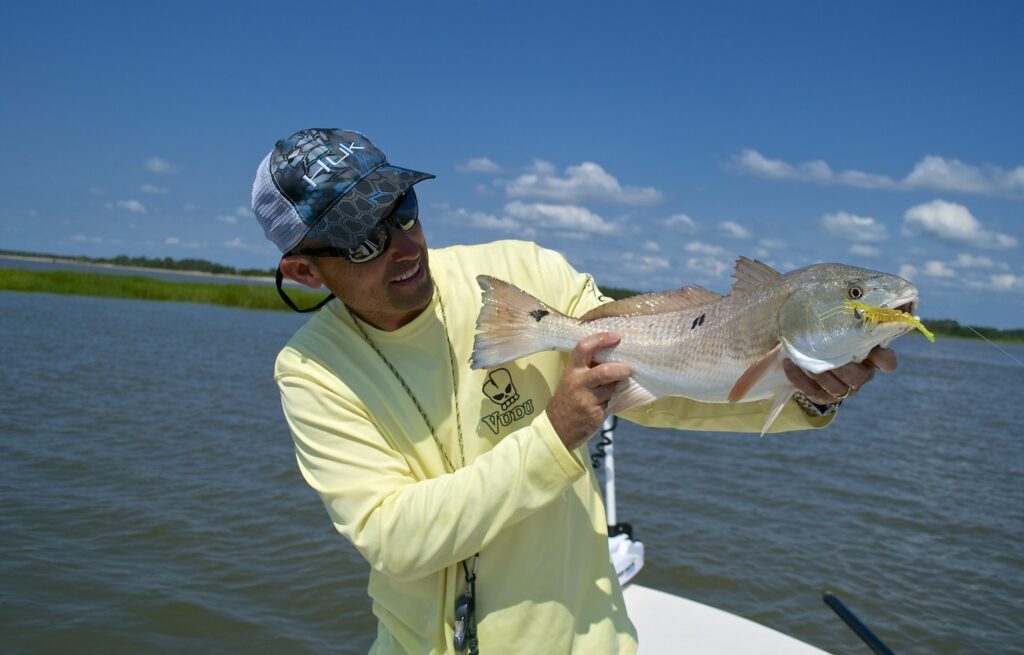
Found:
[506,161,663,205]
[663,214,698,232]
[461,208,521,231]
[140,184,169,194]
[217,215,239,224]
[235,206,255,219]
[849,244,881,257]
[505,201,617,234]
[145,157,180,175]
[899,264,918,280]
[758,238,786,250]
[527,159,557,175]
[922,260,956,278]
[456,157,500,174]
[821,212,888,242]
[719,221,751,239]
[684,241,725,255]
[733,150,1024,197]
[224,237,268,252]
[643,240,660,252]
[71,234,103,243]
[954,253,997,269]
[903,199,1017,250]
[903,156,992,193]
[733,149,895,189]
[687,256,731,277]
[623,252,671,273]
[164,236,205,248]
[988,274,1021,291]
[116,199,147,214]
[89,187,107,196]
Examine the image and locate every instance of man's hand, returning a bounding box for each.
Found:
[782,346,898,405]
[547,332,632,451]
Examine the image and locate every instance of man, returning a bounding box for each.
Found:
[252,128,895,655]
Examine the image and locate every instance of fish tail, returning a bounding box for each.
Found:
[471,275,573,369]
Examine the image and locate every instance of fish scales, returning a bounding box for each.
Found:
[471,258,927,435]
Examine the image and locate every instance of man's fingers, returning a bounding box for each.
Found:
[586,362,632,388]
[570,332,621,369]
[808,370,851,399]
[830,361,875,390]
[783,359,840,404]
[866,346,898,373]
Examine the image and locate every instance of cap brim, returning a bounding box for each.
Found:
[305,165,435,251]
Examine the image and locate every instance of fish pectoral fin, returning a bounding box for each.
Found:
[759,389,794,437]
[606,378,659,415]
[728,343,783,403]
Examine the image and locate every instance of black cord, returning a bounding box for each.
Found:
[590,416,618,469]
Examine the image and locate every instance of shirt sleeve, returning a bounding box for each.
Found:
[277,368,586,583]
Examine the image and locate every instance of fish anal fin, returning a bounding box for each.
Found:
[580,287,721,322]
[728,342,783,403]
[760,389,794,437]
[606,378,659,415]
[730,257,782,295]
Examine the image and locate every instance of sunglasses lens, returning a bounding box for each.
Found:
[347,229,388,263]
[392,189,419,232]
[345,189,420,263]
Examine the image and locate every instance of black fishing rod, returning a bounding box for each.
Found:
[822,591,896,655]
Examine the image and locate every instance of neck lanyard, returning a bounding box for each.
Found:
[346,293,480,653]
[347,292,466,471]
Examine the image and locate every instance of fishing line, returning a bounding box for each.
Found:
[965,325,1024,369]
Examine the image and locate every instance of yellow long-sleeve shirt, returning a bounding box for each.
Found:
[275,240,831,654]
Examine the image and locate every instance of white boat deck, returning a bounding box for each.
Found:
[623,584,831,654]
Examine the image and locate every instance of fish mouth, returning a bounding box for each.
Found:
[885,295,918,317]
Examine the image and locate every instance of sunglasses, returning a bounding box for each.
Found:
[288,189,420,264]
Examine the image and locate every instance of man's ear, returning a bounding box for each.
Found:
[279,257,324,289]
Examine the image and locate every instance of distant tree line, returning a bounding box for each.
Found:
[920,319,1024,342]
[0,249,276,278]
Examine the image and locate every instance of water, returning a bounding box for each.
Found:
[1,291,1021,654]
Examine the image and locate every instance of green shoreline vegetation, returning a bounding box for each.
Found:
[0,268,327,312]
[1,251,1021,341]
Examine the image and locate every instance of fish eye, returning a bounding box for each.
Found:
[847,285,864,300]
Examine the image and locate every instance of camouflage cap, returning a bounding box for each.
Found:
[251,128,434,253]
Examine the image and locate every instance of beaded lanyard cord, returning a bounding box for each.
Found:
[346,293,480,653]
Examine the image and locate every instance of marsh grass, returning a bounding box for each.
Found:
[0,269,328,312]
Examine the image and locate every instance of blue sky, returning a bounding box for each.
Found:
[1,1,1021,327]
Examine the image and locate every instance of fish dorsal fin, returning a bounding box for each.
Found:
[730,257,782,295]
[579,287,722,322]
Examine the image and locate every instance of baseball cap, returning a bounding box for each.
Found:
[251,128,435,254]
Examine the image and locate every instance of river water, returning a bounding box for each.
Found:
[1,290,1021,654]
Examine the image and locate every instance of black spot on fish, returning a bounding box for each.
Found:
[691,313,706,330]
[529,309,550,322]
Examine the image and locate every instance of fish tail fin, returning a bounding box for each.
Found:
[759,390,794,437]
[471,275,572,370]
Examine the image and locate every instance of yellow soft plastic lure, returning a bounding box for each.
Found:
[845,300,935,342]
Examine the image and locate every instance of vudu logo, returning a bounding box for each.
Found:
[480,368,534,435]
